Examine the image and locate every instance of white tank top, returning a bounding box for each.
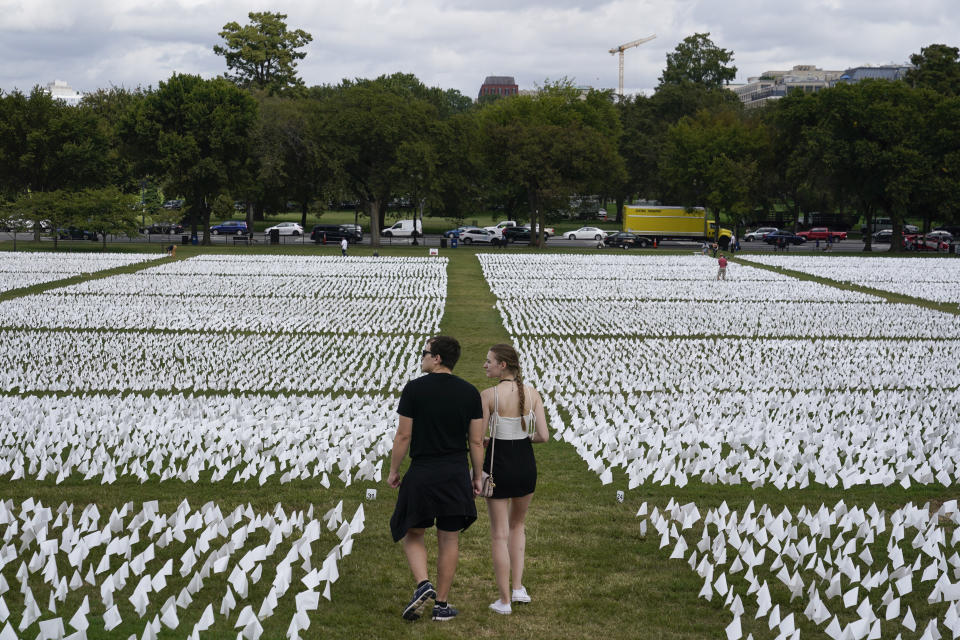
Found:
[489,385,535,441]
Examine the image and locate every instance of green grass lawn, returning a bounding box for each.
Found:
[0,244,957,638]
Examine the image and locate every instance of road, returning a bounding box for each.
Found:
[0,231,940,253]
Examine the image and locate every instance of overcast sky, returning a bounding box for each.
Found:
[1,0,956,98]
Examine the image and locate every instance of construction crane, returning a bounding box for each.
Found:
[609,35,656,97]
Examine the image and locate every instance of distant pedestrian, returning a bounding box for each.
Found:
[340,237,348,257]
[165,244,176,257]
[730,235,737,253]
[711,242,718,257]
[701,242,709,256]
[716,254,728,280]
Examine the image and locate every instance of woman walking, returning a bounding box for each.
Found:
[481,344,549,615]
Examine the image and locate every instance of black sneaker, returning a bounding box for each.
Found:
[402,581,436,620]
[432,603,458,621]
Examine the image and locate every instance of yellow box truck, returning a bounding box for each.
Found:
[623,205,733,247]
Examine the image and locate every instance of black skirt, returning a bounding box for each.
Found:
[483,438,537,499]
[390,455,477,542]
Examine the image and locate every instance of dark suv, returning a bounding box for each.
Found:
[311,224,363,244]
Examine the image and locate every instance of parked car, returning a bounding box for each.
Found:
[764,230,806,245]
[603,231,651,248]
[210,221,248,235]
[483,221,517,238]
[311,224,363,243]
[459,227,498,244]
[162,199,184,210]
[145,222,184,235]
[264,222,303,236]
[502,226,555,243]
[905,233,949,252]
[443,226,471,238]
[926,230,953,243]
[56,228,98,241]
[872,229,894,243]
[566,226,605,241]
[796,227,847,242]
[744,227,777,242]
[381,219,422,237]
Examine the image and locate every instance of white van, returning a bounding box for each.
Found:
[381,219,423,237]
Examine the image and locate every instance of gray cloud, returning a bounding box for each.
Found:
[0,0,956,98]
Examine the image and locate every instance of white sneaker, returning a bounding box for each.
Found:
[511,586,531,603]
[489,599,512,615]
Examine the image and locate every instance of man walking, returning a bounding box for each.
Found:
[340,237,348,256]
[717,253,728,280]
[388,336,485,622]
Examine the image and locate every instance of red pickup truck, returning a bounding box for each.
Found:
[796,227,847,241]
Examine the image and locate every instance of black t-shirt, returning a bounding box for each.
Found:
[397,372,483,460]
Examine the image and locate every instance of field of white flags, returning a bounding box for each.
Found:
[0,253,159,294]
[0,497,364,639]
[478,254,960,491]
[480,252,960,638]
[740,255,960,307]
[639,499,960,640]
[0,252,443,636]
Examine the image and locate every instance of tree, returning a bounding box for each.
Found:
[319,83,437,247]
[124,73,257,244]
[906,43,960,96]
[214,12,313,94]
[799,80,929,252]
[478,82,626,247]
[252,96,340,228]
[7,190,76,249]
[659,108,767,241]
[658,33,737,90]
[74,187,141,250]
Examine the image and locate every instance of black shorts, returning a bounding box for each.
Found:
[390,455,477,542]
[411,515,473,532]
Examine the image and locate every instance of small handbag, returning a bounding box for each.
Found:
[480,391,499,498]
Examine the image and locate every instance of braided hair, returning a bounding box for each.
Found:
[489,343,525,417]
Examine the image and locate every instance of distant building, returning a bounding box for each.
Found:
[44,80,84,106]
[730,65,843,109]
[833,64,912,85]
[478,76,518,100]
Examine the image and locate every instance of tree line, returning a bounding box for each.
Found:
[0,12,957,250]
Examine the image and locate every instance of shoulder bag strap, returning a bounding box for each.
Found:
[489,387,498,470]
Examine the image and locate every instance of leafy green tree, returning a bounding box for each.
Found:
[0,87,112,241]
[252,96,340,228]
[906,43,960,96]
[319,82,438,247]
[478,82,626,246]
[799,80,929,251]
[214,12,313,94]
[658,33,737,90]
[6,190,76,249]
[123,73,257,244]
[659,108,767,242]
[74,187,141,249]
